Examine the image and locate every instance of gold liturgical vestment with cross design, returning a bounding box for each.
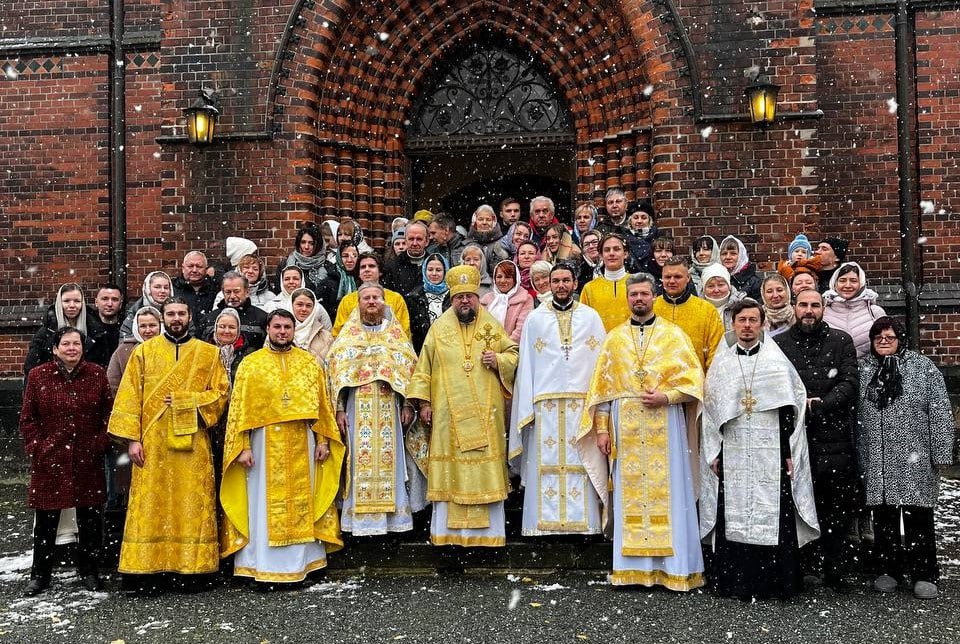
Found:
[326,311,418,518]
[406,306,518,539]
[220,346,344,562]
[581,319,703,570]
[108,335,230,575]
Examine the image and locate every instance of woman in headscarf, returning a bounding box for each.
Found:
[539,223,581,266]
[460,243,493,299]
[700,264,746,331]
[322,241,359,318]
[405,253,451,354]
[480,260,533,342]
[319,220,340,264]
[761,273,795,337]
[823,261,886,358]
[336,217,374,254]
[276,223,337,295]
[118,271,173,338]
[107,306,162,394]
[24,283,91,376]
[263,265,305,314]
[530,260,554,308]
[857,317,955,600]
[213,254,275,311]
[689,235,720,295]
[290,288,334,363]
[515,240,540,300]
[718,235,762,300]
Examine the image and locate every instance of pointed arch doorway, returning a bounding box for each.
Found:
[405,42,576,226]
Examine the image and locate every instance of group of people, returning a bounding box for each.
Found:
[19,192,955,603]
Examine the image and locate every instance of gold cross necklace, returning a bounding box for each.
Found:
[736,345,761,417]
[630,319,656,383]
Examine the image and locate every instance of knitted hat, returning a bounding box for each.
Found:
[820,236,849,263]
[391,229,405,244]
[413,209,434,223]
[701,263,732,289]
[226,237,258,267]
[787,233,812,257]
[445,264,480,297]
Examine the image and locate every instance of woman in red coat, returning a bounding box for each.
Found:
[19,326,113,596]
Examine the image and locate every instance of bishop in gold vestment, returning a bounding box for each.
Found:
[220,312,344,583]
[581,274,705,590]
[108,327,229,577]
[407,265,519,547]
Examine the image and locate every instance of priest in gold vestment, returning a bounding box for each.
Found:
[108,299,229,588]
[581,274,705,590]
[326,283,423,536]
[220,309,344,583]
[407,265,519,547]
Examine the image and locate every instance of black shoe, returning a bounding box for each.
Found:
[81,574,103,592]
[23,578,50,597]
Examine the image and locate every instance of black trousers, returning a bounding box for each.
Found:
[32,507,102,580]
[872,504,939,583]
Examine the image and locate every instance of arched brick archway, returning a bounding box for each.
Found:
[273,0,693,244]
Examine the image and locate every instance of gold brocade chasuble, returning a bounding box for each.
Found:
[108,336,230,574]
[406,306,519,526]
[219,346,344,556]
[580,319,703,557]
[326,312,418,514]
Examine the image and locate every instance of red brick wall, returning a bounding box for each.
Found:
[1,0,959,376]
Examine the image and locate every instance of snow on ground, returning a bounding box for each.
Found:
[936,478,960,578]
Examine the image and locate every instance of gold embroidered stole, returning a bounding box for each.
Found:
[350,382,398,514]
[264,420,314,546]
[618,399,672,557]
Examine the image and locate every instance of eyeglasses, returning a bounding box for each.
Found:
[873,335,899,343]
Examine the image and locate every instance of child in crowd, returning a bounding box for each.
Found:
[777,233,822,281]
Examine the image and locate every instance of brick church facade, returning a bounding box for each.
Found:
[1,0,959,378]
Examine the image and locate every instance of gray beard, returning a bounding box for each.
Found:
[455,308,477,324]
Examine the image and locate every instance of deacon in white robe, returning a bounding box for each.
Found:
[700,299,819,600]
[509,265,607,535]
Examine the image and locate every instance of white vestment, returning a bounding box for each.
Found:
[509,302,607,535]
[233,429,326,581]
[700,340,820,548]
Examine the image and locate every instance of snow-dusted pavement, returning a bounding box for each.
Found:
[0,479,958,643]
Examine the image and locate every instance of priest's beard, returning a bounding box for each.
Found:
[360,312,384,326]
[455,308,477,324]
[268,337,294,351]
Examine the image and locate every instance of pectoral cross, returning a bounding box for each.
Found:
[634,368,648,381]
[740,390,757,417]
[281,390,291,408]
[560,342,572,360]
[475,323,500,351]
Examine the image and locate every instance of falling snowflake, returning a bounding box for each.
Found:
[700,126,714,139]
[920,200,935,214]
[886,98,898,113]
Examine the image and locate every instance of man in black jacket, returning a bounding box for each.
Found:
[774,288,860,592]
[383,221,430,297]
[173,250,220,322]
[200,272,267,350]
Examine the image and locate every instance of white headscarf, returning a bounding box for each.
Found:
[290,288,321,348]
[54,283,88,334]
[213,307,242,376]
[824,261,878,303]
[531,260,554,306]
[701,264,735,308]
[141,270,172,308]
[719,235,750,275]
[486,260,520,326]
[131,305,162,343]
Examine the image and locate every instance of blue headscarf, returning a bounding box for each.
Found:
[421,253,449,295]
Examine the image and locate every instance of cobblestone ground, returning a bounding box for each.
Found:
[0,477,958,644]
